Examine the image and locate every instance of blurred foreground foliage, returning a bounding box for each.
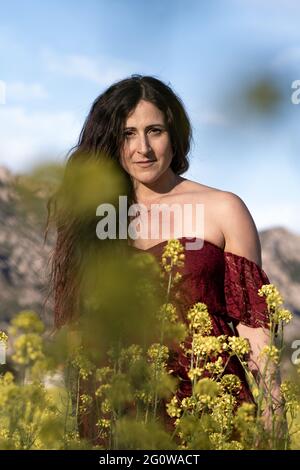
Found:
[0,240,300,450]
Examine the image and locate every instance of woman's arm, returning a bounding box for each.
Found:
[218,191,282,405]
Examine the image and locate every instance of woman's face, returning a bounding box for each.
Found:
[120,99,174,186]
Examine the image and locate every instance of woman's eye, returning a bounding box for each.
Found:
[150,128,162,134]
[124,131,134,138]
[123,128,162,138]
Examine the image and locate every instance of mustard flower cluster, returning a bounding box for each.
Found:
[79,394,93,414]
[119,344,143,366]
[0,331,8,344]
[147,343,169,369]
[194,377,221,398]
[280,380,300,414]
[259,345,280,364]
[191,335,223,357]
[258,284,283,310]
[187,303,213,335]
[95,383,112,399]
[10,310,45,334]
[205,357,224,375]
[220,374,242,395]
[12,333,44,365]
[258,284,293,327]
[96,418,111,439]
[187,367,204,381]
[71,347,96,380]
[95,366,114,384]
[161,239,185,273]
[166,396,181,418]
[273,308,293,324]
[226,336,251,356]
[157,303,178,324]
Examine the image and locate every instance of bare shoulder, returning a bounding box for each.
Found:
[214,190,262,266]
[177,178,247,214]
[176,181,262,265]
[177,178,224,199]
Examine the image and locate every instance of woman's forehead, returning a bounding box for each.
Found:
[125,100,165,126]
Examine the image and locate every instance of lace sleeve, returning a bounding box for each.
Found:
[224,251,271,329]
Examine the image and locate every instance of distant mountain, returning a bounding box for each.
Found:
[0,165,53,328]
[260,226,300,315]
[260,226,300,354]
[0,165,299,333]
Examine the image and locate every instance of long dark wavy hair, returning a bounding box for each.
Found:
[48,74,192,329]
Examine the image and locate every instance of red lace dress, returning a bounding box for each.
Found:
[132,237,271,407]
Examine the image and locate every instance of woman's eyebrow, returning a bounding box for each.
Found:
[123,123,166,131]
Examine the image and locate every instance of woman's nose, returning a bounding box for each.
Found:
[137,135,152,155]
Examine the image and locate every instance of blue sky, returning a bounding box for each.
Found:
[0,0,300,233]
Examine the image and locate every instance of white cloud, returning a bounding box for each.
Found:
[6,81,48,102]
[0,105,81,171]
[43,49,139,86]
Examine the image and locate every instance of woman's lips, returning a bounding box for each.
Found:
[134,161,156,167]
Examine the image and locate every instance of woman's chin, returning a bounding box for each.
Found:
[132,172,161,186]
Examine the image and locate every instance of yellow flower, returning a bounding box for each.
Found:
[211,394,236,430]
[259,345,279,364]
[222,441,244,450]
[220,374,241,395]
[205,357,224,375]
[79,394,93,414]
[120,344,143,366]
[2,371,14,385]
[234,403,256,439]
[96,418,111,438]
[166,396,182,418]
[0,331,8,344]
[195,377,220,398]
[157,303,178,324]
[227,336,250,356]
[187,367,204,381]
[101,398,112,414]
[72,347,96,380]
[187,303,213,335]
[181,396,197,411]
[161,239,185,273]
[258,284,283,310]
[147,343,169,367]
[173,272,182,283]
[95,383,111,398]
[11,310,45,334]
[192,335,222,357]
[135,390,152,405]
[96,418,110,429]
[280,380,300,412]
[273,308,293,324]
[12,333,44,365]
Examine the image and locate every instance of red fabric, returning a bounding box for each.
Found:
[132,237,271,407]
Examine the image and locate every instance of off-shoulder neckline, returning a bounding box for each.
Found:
[130,237,223,253]
[129,237,265,272]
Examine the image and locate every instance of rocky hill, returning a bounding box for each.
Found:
[0,165,299,336]
[260,227,300,315]
[0,165,54,328]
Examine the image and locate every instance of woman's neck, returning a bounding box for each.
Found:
[134,171,183,205]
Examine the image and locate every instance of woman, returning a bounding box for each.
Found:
[50,74,279,446]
